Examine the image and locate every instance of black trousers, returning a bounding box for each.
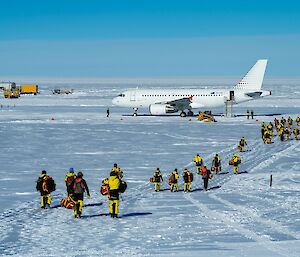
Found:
[203,177,209,190]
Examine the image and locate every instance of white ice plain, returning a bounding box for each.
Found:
[0,78,299,257]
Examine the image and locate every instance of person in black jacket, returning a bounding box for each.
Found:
[201,166,211,191]
[182,168,193,192]
[36,170,56,208]
[69,171,90,218]
[153,168,163,192]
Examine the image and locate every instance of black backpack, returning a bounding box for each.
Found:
[119,181,127,193]
[169,173,175,183]
[45,176,56,192]
[36,177,43,191]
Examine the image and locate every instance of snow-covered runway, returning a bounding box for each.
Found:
[0,80,299,256]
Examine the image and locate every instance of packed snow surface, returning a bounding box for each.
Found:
[0,78,300,256]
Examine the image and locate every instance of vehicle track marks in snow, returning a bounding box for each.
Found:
[183,193,296,257]
[208,194,300,240]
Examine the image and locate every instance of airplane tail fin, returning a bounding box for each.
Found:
[234,59,268,90]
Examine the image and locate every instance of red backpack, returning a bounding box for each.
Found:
[73,178,85,194]
[201,167,207,178]
[101,184,109,196]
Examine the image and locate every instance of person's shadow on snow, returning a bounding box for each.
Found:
[81,212,152,219]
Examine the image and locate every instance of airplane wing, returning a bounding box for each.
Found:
[157,97,191,111]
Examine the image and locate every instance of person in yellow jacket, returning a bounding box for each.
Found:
[277,123,283,132]
[263,130,272,144]
[230,154,241,174]
[293,128,299,140]
[182,169,193,192]
[64,167,76,196]
[168,169,179,192]
[111,163,123,179]
[278,126,285,141]
[103,170,121,218]
[238,137,247,152]
[280,117,286,126]
[287,116,293,127]
[193,153,203,174]
[267,122,274,136]
[153,168,163,192]
[296,117,300,126]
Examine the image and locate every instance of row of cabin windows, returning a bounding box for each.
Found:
[141,94,222,97]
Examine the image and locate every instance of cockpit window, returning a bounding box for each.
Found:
[118,93,125,97]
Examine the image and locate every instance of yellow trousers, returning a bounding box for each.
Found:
[73,200,83,217]
[212,166,221,174]
[234,166,239,174]
[40,194,51,208]
[109,200,119,216]
[154,182,161,191]
[170,183,179,192]
[196,166,201,174]
[184,183,191,192]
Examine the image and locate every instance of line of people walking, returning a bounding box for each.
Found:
[261,116,300,143]
[35,163,126,219]
[150,151,242,192]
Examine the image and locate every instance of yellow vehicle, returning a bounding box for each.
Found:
[197,112,216,122]
[3,88,20,98]
[20,84,38,95]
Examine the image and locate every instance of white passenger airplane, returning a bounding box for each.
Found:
[112,59,271,116]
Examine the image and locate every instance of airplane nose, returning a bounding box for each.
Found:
[112,97,119,105]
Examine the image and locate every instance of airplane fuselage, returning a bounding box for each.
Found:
[112,88,270,109]
[112,60,270,115]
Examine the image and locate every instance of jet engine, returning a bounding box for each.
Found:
[149,104,177,115]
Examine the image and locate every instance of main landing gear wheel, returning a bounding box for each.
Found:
[187,110,194,116]
[180,111,187,117]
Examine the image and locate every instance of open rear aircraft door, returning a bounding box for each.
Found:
[130,91,136,101]
[229,90,234,101]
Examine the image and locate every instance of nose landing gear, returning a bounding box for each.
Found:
[133,108,138,116]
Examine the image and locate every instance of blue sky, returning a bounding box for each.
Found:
[0,0,299,77]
